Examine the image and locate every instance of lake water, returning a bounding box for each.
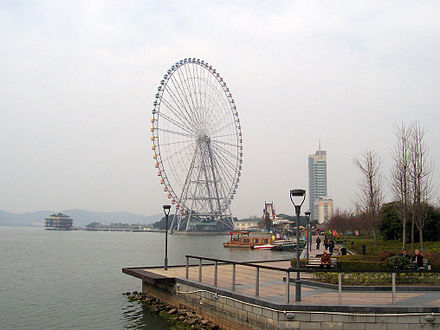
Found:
[1,227,293,329]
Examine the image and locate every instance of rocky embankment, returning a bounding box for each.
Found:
[124,291,219,329]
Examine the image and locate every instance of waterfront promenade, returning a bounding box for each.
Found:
[141,260,440,308]
[123,237,440,328]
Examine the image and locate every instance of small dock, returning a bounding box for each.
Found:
[123,255,440,329]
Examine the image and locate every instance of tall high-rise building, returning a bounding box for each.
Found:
[308,146,327,221]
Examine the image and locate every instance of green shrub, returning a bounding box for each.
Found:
[313,272,391,285]
[385,255,412,270]
[313,272,440,285]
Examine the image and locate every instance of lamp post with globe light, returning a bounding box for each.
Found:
[290,189,306,302]
[163,205,171,270]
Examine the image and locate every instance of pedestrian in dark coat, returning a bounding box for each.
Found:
[324,236,329,250]
[328,240,335,254]
[316,236,321,250]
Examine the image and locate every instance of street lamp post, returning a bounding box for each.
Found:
[290,189,306,302]
[305,211,311,261]
[163,205,171,270]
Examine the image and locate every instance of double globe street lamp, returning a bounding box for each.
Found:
[289,189,306,302]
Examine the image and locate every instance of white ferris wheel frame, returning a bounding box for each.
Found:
[150,58,243,229]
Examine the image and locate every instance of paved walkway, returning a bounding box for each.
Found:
[145,260,440,307]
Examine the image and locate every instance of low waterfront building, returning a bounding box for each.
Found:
[234,218,259,231]
[44,213,73,230]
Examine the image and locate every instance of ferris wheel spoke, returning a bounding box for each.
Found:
[159,111,194,135]
[211,139,239,148]
[168,73,200,127]
[157,128,195,139]
[206,79,230,120]
[213,155,238,189]
[212,153,235,188]
[199,68,212,126]
[163,78,190,115]
[211,146,236,179]
[211,142,238,161]
[167,71,198,131]
[212,156,233,192]
[185,64,203,116]
[161,95,199,133]
[210,119,237,137]
[203,81,223,127]
[160,140,196,163]
[203,96,233,134]
[195,66,205,118]
[211,133,238,141]
[199,71,217,128]
[158,138,195,147]
[162,83,196,127]
[179,65,202,124]
[164,72,200,124]
[197,67,211,125]
[160,97,197,132]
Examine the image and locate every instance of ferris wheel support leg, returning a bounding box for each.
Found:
[170,213,178,233]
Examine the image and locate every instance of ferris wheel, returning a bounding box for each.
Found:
[150,58,243,232]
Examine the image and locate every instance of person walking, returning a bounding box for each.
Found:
[316,236,321,250]
[328,240,335,254]
[324,236,329,250]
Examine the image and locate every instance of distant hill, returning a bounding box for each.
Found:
[0,209,162,227]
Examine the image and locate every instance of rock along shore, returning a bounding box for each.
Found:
[123,291,220,329]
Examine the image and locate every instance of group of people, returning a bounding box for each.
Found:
[315,236,335,254]
[402,248,426,270]
[314,236,336,269]
[318,245,427,270]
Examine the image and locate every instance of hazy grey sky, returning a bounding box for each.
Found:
[1,1,439,218]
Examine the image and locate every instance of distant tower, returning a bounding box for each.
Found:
[263,202,276,220]
[308,144,327,221]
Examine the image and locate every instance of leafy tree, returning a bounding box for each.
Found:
[379,202,440,242]
[380,202,404,241]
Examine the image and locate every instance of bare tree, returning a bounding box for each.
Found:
[390,123,412,250]
[409,122,433,251]
[354,150,384,246]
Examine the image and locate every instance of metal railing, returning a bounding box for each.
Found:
[185,255,440,304]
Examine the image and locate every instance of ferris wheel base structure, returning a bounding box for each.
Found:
[170,211,235,234]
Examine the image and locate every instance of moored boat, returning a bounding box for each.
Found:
[271,239,303,251]
[252,244,274,250]
[223,230,273,249]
